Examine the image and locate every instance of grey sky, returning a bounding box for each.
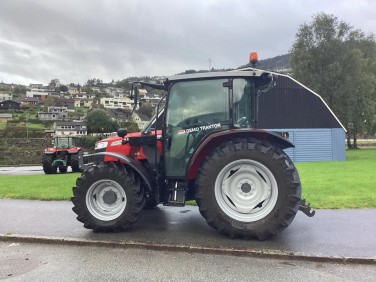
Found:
[0,0,375,85]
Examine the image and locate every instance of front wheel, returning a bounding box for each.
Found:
[71,162,145,232]
[70,153,82,173]
[195,138,301,240]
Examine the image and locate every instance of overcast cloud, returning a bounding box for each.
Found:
[0,0,375,85]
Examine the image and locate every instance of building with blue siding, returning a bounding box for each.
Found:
[257,72,346,162]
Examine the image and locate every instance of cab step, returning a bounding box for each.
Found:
[163,181,186,207]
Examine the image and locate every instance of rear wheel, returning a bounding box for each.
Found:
[72,162,145,232]
[70,153,82,173]
[195,138,301,240]
[42,154,57,174]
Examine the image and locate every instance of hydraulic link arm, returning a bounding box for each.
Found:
[299,199,315,217]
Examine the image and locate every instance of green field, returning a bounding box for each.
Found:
[296,149,376,209]
[0,149,375,209]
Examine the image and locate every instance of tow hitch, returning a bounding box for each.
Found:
[299,199,315,217]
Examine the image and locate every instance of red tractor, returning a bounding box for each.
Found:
[42,136,83,174]
[72,59,314,240]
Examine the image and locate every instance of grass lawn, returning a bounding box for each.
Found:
[0,149,375,209]
[0,173,79,201]
[296,148,376,209]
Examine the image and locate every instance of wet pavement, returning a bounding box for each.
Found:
[0,199,375,263]
[0,166,47,176]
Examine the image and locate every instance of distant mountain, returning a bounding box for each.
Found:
[238,54,290,71]
[180,54,291,76]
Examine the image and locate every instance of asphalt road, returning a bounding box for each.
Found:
[0,199,375,263]
[0,166,55,176]
[1,241,375,281]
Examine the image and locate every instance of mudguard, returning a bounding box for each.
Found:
[186,129,294,180]
[83,151,153,191]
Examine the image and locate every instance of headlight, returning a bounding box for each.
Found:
[95,141,108,150]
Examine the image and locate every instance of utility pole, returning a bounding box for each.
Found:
[26,114,29,138]
[208,58,212,71]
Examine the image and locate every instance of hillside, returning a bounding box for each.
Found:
[180,54,291,75]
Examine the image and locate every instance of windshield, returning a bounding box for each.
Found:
[54,136,76,148]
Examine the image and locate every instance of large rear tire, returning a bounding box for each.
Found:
[71,162,145,232]
[70,153,82,173]
[195,138,301,240]
[42,154,57,174]
[144,197,159,209]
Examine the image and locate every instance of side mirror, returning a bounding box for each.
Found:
[117,128,128,138]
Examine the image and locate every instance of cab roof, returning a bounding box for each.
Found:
[166,69,270,83]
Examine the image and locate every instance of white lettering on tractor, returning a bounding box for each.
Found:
[180,123,221,134]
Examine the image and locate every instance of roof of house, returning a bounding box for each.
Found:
[19,97,40,102]
[134,112,150,121]
[0,113,12,118]
[55,121,86,126]
[0,100,20,105]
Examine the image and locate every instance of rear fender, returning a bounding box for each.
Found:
[84,152,153,192]
[68,147,82,154]
[186,129,294,180]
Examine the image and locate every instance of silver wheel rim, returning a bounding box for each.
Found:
[214,159,278,222]
[86,179,127,221]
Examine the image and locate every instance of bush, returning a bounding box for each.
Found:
[77,136,101,151]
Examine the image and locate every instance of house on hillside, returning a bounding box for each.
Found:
[0,93,13,101]
[0,100,20,110]
[100,97,135,110]
[26,88,50,101]
[0,82,16,89]
[55,98,75,109]
[108,108,131,124]
[54,121,87,136]
[132,111,150,130]
[29,83,43,88]
[18,97,40,107]
[0,113,12,122]
[37,106,69,121]
[74,98,94,108]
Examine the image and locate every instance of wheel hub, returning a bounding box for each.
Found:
[215,159,278,222]
[86,180,127,221]
[102,190,117,205]
[240,182,252,193]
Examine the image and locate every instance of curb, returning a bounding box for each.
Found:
[1,234,375,265]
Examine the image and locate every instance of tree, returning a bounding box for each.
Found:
[138,103,153,118]
[290,13,376,148]
[13,85,27,97]
[43,96,56,111]
[119,121,139,133]
[59,85,69,92]
[85,109,119,133]
[48,79,60,89]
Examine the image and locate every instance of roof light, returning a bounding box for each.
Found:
[249,52,258,67]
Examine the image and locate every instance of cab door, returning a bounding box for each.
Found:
[164,79,230,177]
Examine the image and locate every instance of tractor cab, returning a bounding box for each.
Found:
[53,136,78,149]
